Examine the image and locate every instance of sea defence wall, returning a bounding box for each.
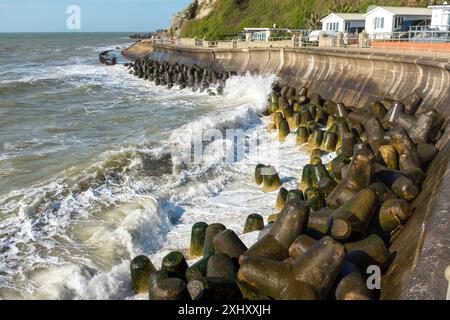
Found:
[123,41,450,300]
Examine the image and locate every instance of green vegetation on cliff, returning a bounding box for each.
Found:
[179,0,431,40]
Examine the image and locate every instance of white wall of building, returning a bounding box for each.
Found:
[322,15,344,32]
[365,7,394,34]
[430,6,450,30]
[365,7,432,35]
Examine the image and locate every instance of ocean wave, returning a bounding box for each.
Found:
[0,72,314,300]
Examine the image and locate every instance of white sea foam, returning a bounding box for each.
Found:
[0,71,332,300]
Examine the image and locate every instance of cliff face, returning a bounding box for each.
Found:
[171,0,219,37]
[170,0,425,40]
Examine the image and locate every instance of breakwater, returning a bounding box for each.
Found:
[122,42,450,300]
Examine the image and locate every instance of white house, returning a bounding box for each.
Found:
[243,28,306,42]
[364,6,432,35]
[429,2,450,31]
[321,13,366,33]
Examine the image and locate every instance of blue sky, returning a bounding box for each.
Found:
[0,0,192,32]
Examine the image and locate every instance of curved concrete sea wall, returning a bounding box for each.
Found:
[123,42,450,299]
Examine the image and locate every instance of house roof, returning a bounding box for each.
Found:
[321,13,366,22]
[365,6,432,16]
[428,4,450,9]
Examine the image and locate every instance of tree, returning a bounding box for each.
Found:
[329,3,359,13]
[305,12,324,29]
[328,1,359,13]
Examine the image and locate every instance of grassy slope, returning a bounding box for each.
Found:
[180,0,429,40]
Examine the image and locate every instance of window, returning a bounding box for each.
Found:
[252,31,267,42]
[326,22,339,31]
[394,16,404,29]
[345,21,350,31]
[374,17,385,29]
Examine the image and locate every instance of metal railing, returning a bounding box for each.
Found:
[370,30,450,43]
[410,25,450,32]
[147,35,450,63]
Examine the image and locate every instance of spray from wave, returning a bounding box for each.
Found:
[0,72,292,300]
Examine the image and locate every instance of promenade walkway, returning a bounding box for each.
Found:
[140,38,450,64]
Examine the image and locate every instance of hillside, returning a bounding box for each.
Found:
[171,0,432,40]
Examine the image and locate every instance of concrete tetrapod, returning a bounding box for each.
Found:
[242,199,309,261]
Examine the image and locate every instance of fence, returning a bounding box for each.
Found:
[148,34,450,63]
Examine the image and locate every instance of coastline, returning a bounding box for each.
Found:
[122,41,450,300]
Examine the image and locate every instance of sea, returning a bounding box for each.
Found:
[0,33,322,299]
